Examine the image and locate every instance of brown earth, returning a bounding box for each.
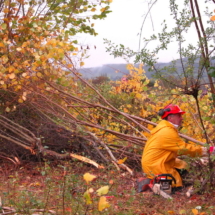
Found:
[0,161,215,215]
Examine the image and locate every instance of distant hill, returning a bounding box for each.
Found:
[79,63,158,80]
[79,58,210,81]
[79,64,141,81]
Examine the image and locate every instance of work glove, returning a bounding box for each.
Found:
[202,146,215,156]
[209,146,215,154]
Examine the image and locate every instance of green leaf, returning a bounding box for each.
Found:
[143,86,148,91]
[33,22,38,28]
[5,107,10,112]
[41,171,46,176]
[179,209,186,214]
[1,23,7,30]
[83,190,92,205]
[209,67,215,77]
[151,118,157,123]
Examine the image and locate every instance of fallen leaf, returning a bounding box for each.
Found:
[16,47,22,51]
[5,107,10,112]
[98,196,110,211]
[106,196,114,199]
[117,157,127,164]
[192,208,198,215]
[123,108,128,113]
[65,207,72,212]
[22,73,27,77]
[9,73,15,79]
[96,185,109,196]
[83,173,96,184]
[179,209,186,214]
[36,72,42,77]
[190,195,197,200]
[109,180,114,184]
[83,190,92,205]
[18,99,23,103]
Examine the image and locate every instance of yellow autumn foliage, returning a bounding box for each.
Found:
[106,64,215,145]
[83,173,97,184]
[98,196,110,211]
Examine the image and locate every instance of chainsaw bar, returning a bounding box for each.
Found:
[136,174,175,199]
[151,184,173,199]
[149,174,175,199]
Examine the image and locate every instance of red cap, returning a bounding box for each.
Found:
[161,104,185,119]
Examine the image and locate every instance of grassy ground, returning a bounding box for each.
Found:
[0,161,215,215]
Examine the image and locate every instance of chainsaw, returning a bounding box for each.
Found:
[137,174,176,199]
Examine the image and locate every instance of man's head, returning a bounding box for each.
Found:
[158,104,185,127]
[166,113,183,127]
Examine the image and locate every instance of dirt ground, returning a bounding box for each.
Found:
[0,161,215,215]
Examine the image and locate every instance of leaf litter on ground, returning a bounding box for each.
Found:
[0,162,215,215]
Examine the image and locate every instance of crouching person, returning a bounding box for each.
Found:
[139,104,214,193]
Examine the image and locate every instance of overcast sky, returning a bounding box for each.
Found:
[80,0,212,68]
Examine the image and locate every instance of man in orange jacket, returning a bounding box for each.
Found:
[139,104,215,192]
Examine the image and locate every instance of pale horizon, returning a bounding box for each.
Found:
[81,0,210,69]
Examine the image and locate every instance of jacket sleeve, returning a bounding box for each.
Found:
[159,126,202,157]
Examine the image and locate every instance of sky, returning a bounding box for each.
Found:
[80,0,213,68]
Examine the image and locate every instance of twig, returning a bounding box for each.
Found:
[87,132,133,175]
[138,0,158,51]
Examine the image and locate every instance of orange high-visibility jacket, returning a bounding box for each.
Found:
[141,120,203,187]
